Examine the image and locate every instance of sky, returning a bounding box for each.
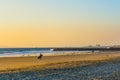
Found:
[0,0,120,47]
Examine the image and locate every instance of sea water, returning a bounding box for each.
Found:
[0,48,93,57]
[0,48,52,57]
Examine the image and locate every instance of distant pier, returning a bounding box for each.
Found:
[53,47,120,52]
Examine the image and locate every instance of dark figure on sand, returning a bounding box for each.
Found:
[38,53,43,59]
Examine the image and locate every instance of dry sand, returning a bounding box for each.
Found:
[0,52,120,73]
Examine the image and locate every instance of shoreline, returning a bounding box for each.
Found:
[0,52,120,74]
[0,51,94,58]
[0,51,119,58]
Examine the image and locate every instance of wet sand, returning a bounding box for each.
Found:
[0,52,120,73]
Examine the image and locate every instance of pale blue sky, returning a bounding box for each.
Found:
[0,0,120,25]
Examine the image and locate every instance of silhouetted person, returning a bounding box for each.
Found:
[38,53,43,59]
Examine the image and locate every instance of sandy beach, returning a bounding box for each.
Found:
[0,52,120,74]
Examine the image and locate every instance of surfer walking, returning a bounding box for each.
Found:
[37,53,43,59]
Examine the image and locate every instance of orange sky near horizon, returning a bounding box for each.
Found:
[0,23,119,47]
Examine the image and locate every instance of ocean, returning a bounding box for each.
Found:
[0,48,53,57]
[0,48,93,57]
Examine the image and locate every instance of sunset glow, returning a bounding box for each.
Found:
[0,0,120,47]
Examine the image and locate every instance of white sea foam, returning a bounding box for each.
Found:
[0,51,92,57]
